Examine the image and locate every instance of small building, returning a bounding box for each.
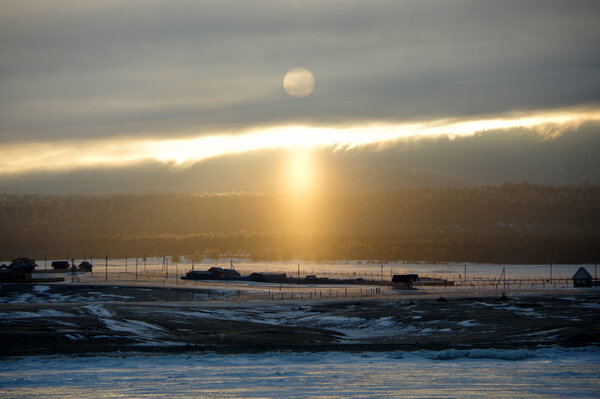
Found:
[77,261,93,271]
[182,270,215,280]
[304,275,329,283]
[248,272,287,283]
[572,267,592,288]
[392,274,419,290]
[10,258,38,270]
[0,258,37,282]
[208,267,241,280]
[51,261,70,270]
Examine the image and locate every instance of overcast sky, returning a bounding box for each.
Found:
[0,0,599,192]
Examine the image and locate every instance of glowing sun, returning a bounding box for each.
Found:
[283,67,315,98]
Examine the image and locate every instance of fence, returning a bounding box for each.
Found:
[28,256,597,304]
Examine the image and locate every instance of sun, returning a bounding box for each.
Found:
[283,67,315,98]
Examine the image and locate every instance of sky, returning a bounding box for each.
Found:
[1,0,599,193]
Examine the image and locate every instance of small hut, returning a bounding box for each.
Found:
[572,267,592,288]
[392,274,419,290]
[208,267,241,280]
[0,258,37,282]
[78,261,93,271]
[182,270,214,280]
[51,261,70,270]
[248,272,287,283]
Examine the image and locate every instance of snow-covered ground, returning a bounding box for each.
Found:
[1,348,599,398]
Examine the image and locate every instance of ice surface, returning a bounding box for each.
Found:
[0,309,73,319]
[32,285,50,293]
[100,318,167,340]
[84,305,114,317]
[0,347,598,398]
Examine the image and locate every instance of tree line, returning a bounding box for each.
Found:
[0,183,598,264]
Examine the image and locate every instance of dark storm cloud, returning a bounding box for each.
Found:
[1,0,599,142]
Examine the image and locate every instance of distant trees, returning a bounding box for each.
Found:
[0,183,598,263]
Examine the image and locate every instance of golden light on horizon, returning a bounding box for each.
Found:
[0,107,599,175]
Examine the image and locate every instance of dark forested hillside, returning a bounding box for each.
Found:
[1,183,598,263]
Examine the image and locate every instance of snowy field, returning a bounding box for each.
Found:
[1,348,599,398]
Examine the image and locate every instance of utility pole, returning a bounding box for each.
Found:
[549,252,553,284]
[380,264,383,282]
[125,256,128,273]
[464,263,467,286]
[105,255,108,281]
[135,257,138,280]
[298,264,300,282]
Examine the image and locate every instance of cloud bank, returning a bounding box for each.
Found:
[1,0,599,144]
[1,122,598,194]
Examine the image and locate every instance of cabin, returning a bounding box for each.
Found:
[182,270,215,280]
[11,258,37,269]
[572,267,592,288]
[0,258,37,282]
[51,261,70,270]
[248,272,287,283]
[304,274,330,283]
[77,261,93,271]
[392,274,419,290]
[208,267,241,280]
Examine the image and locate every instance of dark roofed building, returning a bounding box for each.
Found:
[208,267,241,280]
[78,261,93,271]
[51,261,70,270]
[0,258,37,282]
[182,270,215,280]
[248,272,287,282]
[572,267,592,288]
[10,258,38,269]
[392,274,419,290]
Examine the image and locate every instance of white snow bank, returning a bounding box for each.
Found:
[84,305,114,317]
[100,318,167,340]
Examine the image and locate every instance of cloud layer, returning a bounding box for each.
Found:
[1,122,598,194]
[1,0,599,144]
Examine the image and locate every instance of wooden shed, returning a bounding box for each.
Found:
[572,267,592,288]
[392,274,419,290]
[51,261,70,270]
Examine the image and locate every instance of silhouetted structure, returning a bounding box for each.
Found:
[248,272,287,282]
[51,261,70,270]
[0,258,37,282]
[572,267,592,288]
[78,261,93,271]
[182,270,214,280]
[392,274,419,289]
[207,267,241,280]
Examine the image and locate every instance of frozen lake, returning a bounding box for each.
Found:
[1,348,599,398]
